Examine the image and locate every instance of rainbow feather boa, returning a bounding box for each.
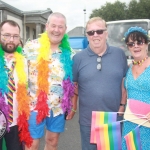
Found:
[0,45,32,147]
[35,32,74,123]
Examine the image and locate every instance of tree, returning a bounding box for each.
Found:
[90,1,127,21]
[90,0,150,21]
[138,0,150,18]
[126,0,139,19]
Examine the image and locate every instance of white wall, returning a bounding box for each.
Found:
[7,15,23,38]
[29,26,34,40]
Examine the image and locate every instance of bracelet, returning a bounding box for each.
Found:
[74,93,78,96]
[71,108,77,113]
[120,103,126,107]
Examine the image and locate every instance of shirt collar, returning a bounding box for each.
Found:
[86,43,112,56]
[4,54,15,67]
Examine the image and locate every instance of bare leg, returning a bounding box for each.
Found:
[44,130,60,150]
[25,139,40,150]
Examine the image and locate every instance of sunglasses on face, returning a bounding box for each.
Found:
[97,56,102,71]
[86,29,107,36]
[126,41,145,48]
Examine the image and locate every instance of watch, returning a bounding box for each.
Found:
[120,103,126,107]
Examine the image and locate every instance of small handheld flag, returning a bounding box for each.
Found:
[96,122,121,150]
[124,127,142,150]
[90,111,117,143]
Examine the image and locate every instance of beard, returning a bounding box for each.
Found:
[1,42,19,53]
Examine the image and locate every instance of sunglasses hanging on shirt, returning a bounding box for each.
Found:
[97,56,102,71]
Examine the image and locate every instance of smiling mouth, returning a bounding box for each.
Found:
[134,50,141,53]
[93,39,100,40]
[52,33,60,36]
[93,40,100,43]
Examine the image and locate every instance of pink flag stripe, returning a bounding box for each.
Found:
[96,122,121,150]
[90,111,117,144]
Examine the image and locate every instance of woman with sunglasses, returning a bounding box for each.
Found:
[122,26,150,149]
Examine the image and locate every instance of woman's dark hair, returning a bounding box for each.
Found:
[125,31,149,44]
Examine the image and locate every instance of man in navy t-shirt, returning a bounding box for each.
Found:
[73,17,128,150]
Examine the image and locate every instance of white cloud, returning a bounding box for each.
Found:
[3,0,130,31]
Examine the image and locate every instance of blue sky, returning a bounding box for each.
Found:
[4,0,130,32]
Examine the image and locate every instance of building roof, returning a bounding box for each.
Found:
[0,0,23,15]
[0,0,52,16]
[68,26,85,37]
[23,8,52,15]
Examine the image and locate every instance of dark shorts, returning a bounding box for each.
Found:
[0,125,23,150]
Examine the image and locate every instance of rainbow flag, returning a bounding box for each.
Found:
[96,122,121,150]
[124,127,142,150]
[90,111,117,143]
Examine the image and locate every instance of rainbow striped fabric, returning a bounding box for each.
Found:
[90,111,117,143]
[96,122,121,150]
[6,62,16,124]
[124,127,142,150]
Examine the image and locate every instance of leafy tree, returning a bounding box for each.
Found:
[90,1,127,21]
[90,0,150,21]
[126,0,139,19]
[138,0,150,18]
[127,0,150,19]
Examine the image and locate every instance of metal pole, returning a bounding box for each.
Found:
[23,14,26,43]
[0,10,2,23]
[83,9,86,36]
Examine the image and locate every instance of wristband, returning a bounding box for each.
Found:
[71,108,77,113]
[120,103,126,107]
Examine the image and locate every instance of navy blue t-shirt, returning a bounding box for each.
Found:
[73,44,128,126]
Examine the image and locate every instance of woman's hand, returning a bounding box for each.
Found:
[146,112,150,122]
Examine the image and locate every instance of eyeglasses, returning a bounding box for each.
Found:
[1,34,20,41]
[126,41,145,48]
[97,56,102,71]
[86,29,107,36]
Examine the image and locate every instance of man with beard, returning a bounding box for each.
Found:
[0,20,31,150]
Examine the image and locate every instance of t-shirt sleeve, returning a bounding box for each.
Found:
[72,54,80,82]
[121,50,128,77]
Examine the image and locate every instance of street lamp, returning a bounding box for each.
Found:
[83,8,86,36]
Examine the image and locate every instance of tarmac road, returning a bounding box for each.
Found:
[39,109,81,150]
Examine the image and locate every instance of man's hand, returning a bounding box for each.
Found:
[66,110,76,120]
[66,82,78,120]
[118,105,125,116]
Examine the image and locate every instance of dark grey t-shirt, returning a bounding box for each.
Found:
[73,45,128,126]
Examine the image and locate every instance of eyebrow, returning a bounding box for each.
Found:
[1,33,20,35]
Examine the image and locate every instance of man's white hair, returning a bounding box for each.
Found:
[47,12,66,25]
